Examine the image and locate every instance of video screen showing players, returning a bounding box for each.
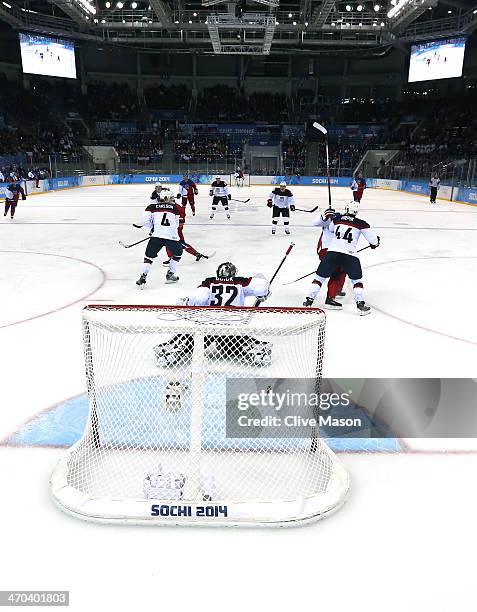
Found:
[19,32,77,79]
[408,37,466,83]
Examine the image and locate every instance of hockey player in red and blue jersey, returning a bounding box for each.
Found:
[177,174,198,216]
[4,181,26,219]
[351,173,367,203]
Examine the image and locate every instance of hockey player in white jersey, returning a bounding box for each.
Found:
[303,201,380,315]
[154,262,272,367]
[135,192,183,287]
[209,176,231,220]
[313,206,347,310]
[184,262,270,307]
[149,182,170,203]
[267,181,295,235]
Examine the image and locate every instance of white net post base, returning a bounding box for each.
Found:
[50,305,350,526]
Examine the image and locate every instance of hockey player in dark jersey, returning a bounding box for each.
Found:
[303,201,380,315]
[178,174,199,216]
[162,200,210,265]
[153,262,272,367]
[4,181,26,219]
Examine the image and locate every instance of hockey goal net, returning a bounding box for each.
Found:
[228,172,250,187]
[50,305,349,526]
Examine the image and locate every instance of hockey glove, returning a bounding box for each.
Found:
[255,290,272,303]
[267,199,273,208]
[322,208,335,221]
[228,194,231,200]
[209,190,214,197]
[176,193,181,199]
[290,204,296,212]
[194,188,198,195]
[22,194,27,201]
[370,236,380,249]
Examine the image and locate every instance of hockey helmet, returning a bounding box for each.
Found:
[155,182,162,189]
[217,262,237,279]
[279,181,287,188]
[345,200,359,216]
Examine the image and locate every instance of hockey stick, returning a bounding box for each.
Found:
[230,198,250,204]
[282,244,373,285]
[313,122,332,209]
[119,236,150,249]
[254,242,295,307]
[295,206,319,213]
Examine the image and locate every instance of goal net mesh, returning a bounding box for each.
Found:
[50,305,349,525]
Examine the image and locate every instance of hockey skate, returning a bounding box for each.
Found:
[285,228,291,235]
[226,213,231,219]
[136,273,147,288]
[154,334,194,367]
[356,301,371,316]
[271,229,276,235]
[166,270,179,283]
[325,297,342,310]
[209,213,214,219]
[303,297,314,307]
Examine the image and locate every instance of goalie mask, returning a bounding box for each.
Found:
[217,262,237,279]
[345,201,359,216]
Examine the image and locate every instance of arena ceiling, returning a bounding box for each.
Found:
[0,0,476,54]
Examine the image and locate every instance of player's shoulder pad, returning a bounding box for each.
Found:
[284,189,293,196]
[233,276,252,286]
[200,277,217,288]
[146,203,160,212]
[150,190,158,199]
[353,217,371,229]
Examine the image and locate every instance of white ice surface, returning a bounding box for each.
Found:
[1,183,477,611]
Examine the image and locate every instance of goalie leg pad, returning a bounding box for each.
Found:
[154,334,194,367]
[213,335,272,367]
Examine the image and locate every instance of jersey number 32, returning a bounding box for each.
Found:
[210,284,239,306]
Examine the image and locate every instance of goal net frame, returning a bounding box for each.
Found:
[50,305,349,527]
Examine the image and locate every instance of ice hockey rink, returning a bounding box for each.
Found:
[1,182,477,611]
